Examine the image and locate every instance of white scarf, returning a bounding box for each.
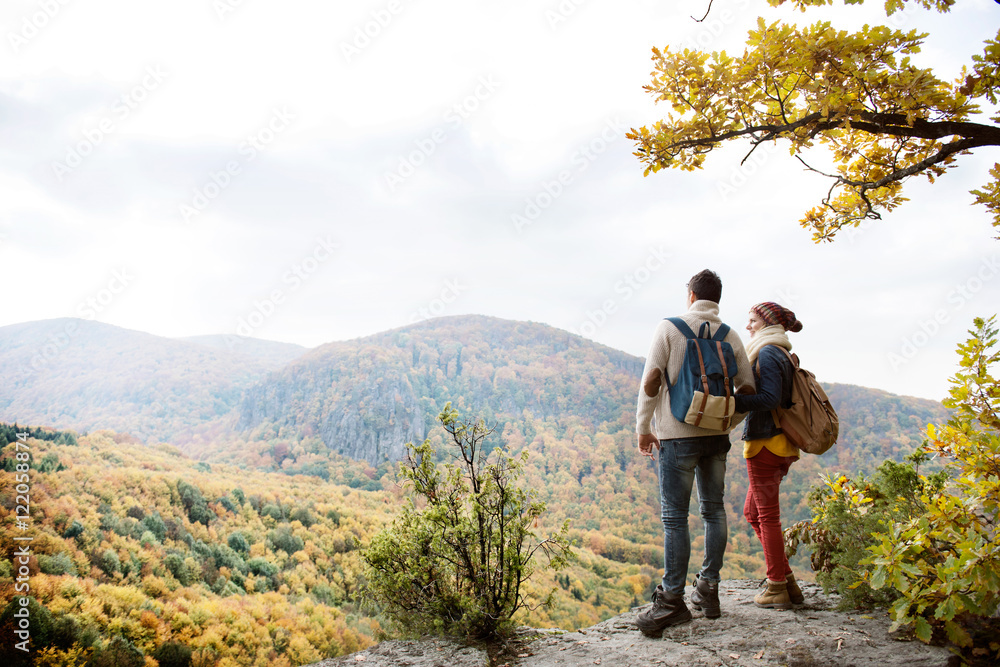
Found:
[745,324,792,363]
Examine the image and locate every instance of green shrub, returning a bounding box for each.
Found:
[289,507,315,527]
[268,526,303,555]
[37,452,63,473]
[260,504,284,522]
[38,552,77,576]
[788,317,1000,664]
[362,403,571,640]
[153,641,193,667]
[227,532,250,554]
[216,496,236,513]
[246,557,278,579]
[866,317,1000,657]
[786,455,943,610]
[177,480,212,526]
[116,517,142,539]
[142,513,167,542]
[164,553,188,585]
[99,549,121,577]
[62,520,85,540]
[90,636,144,667]
[212,544,246,572]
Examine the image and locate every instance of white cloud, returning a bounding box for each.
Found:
[1,0,998,401]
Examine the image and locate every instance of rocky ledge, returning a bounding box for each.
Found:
[313,579,957,667]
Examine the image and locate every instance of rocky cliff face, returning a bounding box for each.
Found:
[311,579,956,667]
[235,343,425,464]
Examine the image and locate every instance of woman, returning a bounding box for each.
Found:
[734,301,805,609]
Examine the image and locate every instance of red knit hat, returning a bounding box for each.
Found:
[750,302,803,332]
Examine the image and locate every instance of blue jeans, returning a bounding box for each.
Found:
[657,435,731,595]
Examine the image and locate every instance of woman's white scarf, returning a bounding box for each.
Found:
[746,324,792,363]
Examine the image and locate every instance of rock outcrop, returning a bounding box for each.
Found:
[313,580,955,667]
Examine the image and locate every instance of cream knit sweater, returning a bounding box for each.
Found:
[636,300,755,440]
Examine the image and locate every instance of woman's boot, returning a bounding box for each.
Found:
[786,572,804,605]
[754,579,793,609]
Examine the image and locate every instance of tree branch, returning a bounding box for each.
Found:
[691,0,714,22]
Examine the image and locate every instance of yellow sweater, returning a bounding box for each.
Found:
[743,433,799,459]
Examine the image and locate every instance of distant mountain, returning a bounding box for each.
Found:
[181,334,309,367]
[823,383,949,469]
[0,318,277,443]
[230,315,951,468]
[235,315,644,463]
[0,315,950,470]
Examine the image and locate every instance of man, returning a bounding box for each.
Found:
[635,269,754,636]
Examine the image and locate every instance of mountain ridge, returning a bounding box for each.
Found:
[234,314,645,463]
[0,318,280,443]
[0,315,948,467]
[180,333,309,367]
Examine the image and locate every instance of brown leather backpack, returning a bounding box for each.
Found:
[760,346,839,455]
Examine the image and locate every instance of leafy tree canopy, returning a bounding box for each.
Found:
[628,0,1000,241]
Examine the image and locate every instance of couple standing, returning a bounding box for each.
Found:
[635,269,805,635]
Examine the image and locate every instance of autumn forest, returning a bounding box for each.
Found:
[0,315,950,666]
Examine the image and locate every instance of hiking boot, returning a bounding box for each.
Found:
[785,572,804,605]
[690,575,721,619]
[754,579,793,610]
[636,585,692,636]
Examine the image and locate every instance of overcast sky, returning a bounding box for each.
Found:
[2,0,998,401]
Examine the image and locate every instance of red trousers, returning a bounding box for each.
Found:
[744,447,797,582]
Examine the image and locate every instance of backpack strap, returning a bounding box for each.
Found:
[662,318,693,390]
[665,317,696,339]
[754,345,793,429]
[711,324,733,426]
[691,336,711,427]
[717,339,732,430]
[666,318,729,341]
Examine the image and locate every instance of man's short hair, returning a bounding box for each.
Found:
[688,269,722,303]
